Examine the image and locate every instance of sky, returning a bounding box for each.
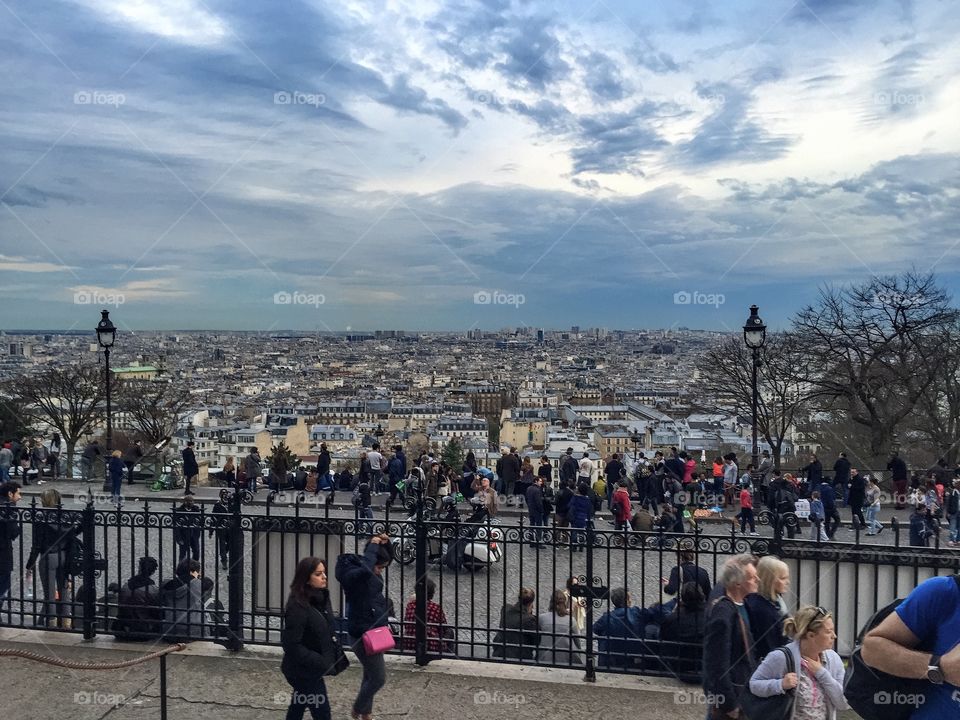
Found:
[1,0,959,333]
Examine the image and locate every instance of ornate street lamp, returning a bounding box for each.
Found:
[743,305,767,475]
[95,310,117,454]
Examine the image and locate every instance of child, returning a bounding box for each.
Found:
[738,482,757,535]
[809,490,828,541]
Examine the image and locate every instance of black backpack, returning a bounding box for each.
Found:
[844,575,960,720]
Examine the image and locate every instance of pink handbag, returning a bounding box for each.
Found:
[362,626,396,655]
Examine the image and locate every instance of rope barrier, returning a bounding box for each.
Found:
[0,643,186,670]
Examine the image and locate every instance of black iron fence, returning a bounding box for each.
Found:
[1,489,958,684]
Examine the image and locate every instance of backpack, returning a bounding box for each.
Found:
[843,575,960,720]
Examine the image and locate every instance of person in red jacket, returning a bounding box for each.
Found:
[739,483,757,535]
[611,481,632,531]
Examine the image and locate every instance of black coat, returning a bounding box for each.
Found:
[0,501,20,574]
[832,457,851,483]
[181,448,199,477]
[804,460,823,485]
[703,596,757,714]
[525,483,545,516]
[663,562,711,598]
[660,606,706,675]
[847,474,866,507]
[744,593,788,660]
[492,603,539,659]
[281,589,340,684]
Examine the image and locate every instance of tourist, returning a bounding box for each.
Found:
[864,476,884,535]
[661,550,711,599]
[336,534,393,720]
[111,556,161,640]
[809,490,829,541]
[281,557,341,720]
[538,589,584,665]
[181,440,199,495]
[738,478,757,535]
[0,481,22,609]
[525,475,547,548]
[947,478,960,546]
[25,488,80,628]
[611,480,632,531]
[577,452,594,485]
[847,468,867,530]
[122,441,143,485]
[109,449,125,503]
[702,554,759,719]
[402,577,452,654]
[564,576,586,632]
[174,494,201,563]
[659,581,706,676]
[159,558,212,640]
[748,605,848,720]
[568,483,593,551]
[862,574,960,719]
[492,587,539,659]
[593,587,654,669]
[745,556,790,659]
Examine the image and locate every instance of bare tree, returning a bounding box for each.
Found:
[698,332,813,469]
[13,364,104,478]
[116,379,192,446]
[792,272,958,461]
[909,320,960,466]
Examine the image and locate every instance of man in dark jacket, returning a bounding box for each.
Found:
[661,550,711,599]
[386,447,405,504]
[703,554,759,719]
[592,587,655,669]
[604,454,625,510]
[559,448,578,485]
[122,441,144,485]
[209,498,230,569]
[525,476,546,547]
[112,556,161,639]
[492,587,539,659]
[174,494,201,563]
[833,452,851,506]
[181,441,199,495]
[244,447,262,493]
[316,443,331,492]
[159,558,212,639]
[0,482,22,608]
[336,536,392,719]
[500,447,521,496]
[80,441,102,483]
[888,450,909,509]
[803,453,823,487]
[847,468,867,529]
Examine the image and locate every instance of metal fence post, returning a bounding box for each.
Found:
[226,490,244,651]
[583,518,597,682]
[414,483,429,666]
[81,497,96,640]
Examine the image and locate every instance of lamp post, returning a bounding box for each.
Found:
[743,305,767,477]
[96,310,117,453]
[630,429,641,464]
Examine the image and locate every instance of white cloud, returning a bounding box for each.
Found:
[71,0,229,46]
[0,255,75,273]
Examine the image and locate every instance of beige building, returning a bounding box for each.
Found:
[500,416,549,450]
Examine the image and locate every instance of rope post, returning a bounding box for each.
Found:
[160,653,168,720]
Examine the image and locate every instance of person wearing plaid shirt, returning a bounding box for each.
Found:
[402,578,452,654]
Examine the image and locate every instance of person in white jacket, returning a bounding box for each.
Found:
[748,605,849,720]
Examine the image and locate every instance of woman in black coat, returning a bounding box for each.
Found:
[281,556,342,720]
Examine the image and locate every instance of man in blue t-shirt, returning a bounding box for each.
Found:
[862,575,960,719]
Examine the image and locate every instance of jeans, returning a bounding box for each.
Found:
[38,553,69,627]
[824,507,841,538]
[950,514,960,543]
[713,478,724,505]
[528,511,546,543]
[80,457,92,482]
[177,537,200,564]
[811,518,829,541]
[739,508,755,533]
[350,634,387,716]
[285,677,331,720]
[570,522,586,548]
[865,505,881,534]
[125,461,136,484]
[0,466,9,482]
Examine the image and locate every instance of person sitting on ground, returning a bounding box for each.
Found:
[749,605,848,720]
[592,587,658,669]
[112,556,161,640]
[660,550,711,599]
[745,556,791,660]
[492,588,539,660]
[659,581,707,677]
[159,558,213,640]
[630,506,655,532]
[537,589,584,666]
[402,577,452,654]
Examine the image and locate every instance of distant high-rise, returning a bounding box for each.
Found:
[536,329,544,344]
[571,326,580,334]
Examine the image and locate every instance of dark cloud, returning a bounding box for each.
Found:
[569,103,670,175]
[672,83,795,167]
[494,16,570,90]
[582,52,627,102]
[376,75,468,134]
[0,184,80,208]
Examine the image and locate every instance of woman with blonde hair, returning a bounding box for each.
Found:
[749,605,848,720]
[25,488,80,628]
[109,449,125,503]
[537,589,584,665]
[745,556,790,659]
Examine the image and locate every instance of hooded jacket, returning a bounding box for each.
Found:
[336,544,389,638]
[159,574,211,639]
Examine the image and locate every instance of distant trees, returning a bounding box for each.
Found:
[11,364,103,478]
[442,437,464,472]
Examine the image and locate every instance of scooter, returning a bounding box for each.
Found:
[441,498,504,571]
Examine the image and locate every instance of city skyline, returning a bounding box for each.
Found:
[1,0,958,331]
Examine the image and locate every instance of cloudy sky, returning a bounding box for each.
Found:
[1,0,958,333]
